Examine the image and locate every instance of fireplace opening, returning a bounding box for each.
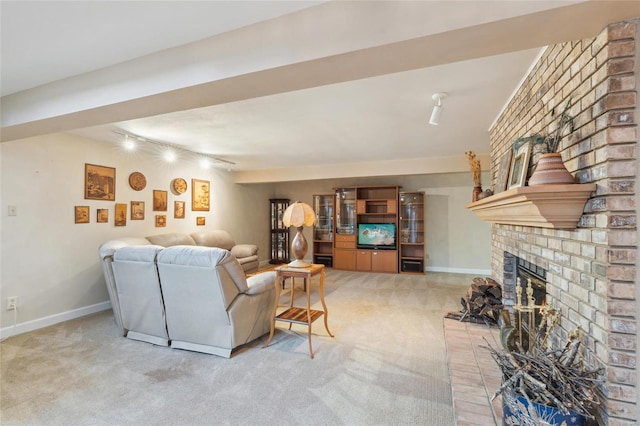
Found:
[517,259,546,306]
[503,252,547,326]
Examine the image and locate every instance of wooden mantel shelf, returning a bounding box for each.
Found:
[466,184,597,229]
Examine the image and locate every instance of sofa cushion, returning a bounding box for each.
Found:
[146,233,196,247]
[231,244,258,258]
[190,230,235,251]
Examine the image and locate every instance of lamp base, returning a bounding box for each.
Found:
[288,226,310,268]
[287,259,311,268]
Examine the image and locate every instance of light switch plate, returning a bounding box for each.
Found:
[8,206,17,216]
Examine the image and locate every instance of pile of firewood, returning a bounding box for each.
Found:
[486,308,603,423]
[445,277,503,324]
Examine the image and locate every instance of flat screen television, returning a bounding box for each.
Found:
[357,223,396,250]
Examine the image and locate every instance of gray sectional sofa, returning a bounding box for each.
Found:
[98,231,274,357]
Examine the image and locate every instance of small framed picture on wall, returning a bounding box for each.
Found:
[196,216,206,226]
[153,190,168,211]
[115,203,127,226]
[131,201,145,220]
[97,208,109,223]
[155,215,166,227]
[192,179,210,211]
[75,206,90,224]
[174,201,185,219]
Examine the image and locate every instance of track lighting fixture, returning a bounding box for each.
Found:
[114,130,235,169]
[429,93,447,126]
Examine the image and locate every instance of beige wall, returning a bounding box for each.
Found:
[0,132,490,335]
[0,133,274,331]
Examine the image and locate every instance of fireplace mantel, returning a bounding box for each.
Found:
[466,184,597,229]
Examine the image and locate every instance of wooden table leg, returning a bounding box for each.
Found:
[289,277,296,330]
[305,275,314,359]
[264,273,282,348]
[318,268,333,337]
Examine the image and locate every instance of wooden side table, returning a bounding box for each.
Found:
[263,264,333,358]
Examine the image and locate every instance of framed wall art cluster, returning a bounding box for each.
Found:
[77,163,211,227]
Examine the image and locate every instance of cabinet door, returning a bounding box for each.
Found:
[334,249,356,270]
[313,194,333,242]
[386,200,397,214]
[335,188,356,235]
[372,251,397,273]
[356,250,372,271]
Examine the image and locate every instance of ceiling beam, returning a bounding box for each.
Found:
[3,1,638,142]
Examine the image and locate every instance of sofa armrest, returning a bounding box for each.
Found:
[231,244,258,258]
[246,271,276,295]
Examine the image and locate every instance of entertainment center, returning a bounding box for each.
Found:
[312,185,424,274]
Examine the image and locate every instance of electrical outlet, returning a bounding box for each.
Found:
[7,296,17,311]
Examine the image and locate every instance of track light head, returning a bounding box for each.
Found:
[429,92,447,126]
[123,134,136,151]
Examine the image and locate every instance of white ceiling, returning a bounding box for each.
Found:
[2,1,639,182]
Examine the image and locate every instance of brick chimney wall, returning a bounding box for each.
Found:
[489,20,638,424]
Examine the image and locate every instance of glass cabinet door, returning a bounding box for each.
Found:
[313,194,334,267]
[314,194,333,241]
[399,193,424,243]
[335,188,356,235]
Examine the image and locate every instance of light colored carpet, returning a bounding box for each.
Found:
[1,270,471,426]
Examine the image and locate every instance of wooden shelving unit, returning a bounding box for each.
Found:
[333,185,399,273]
[269,198,290,264]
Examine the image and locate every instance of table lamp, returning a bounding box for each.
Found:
[282,201,316,267]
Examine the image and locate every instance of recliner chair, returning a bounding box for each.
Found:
[156,246,276,357]
[111,245,170,346]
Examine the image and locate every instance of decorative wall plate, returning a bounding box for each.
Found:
[128,172,147,191]
[172,178,187,194]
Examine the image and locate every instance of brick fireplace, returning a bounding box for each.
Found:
[488,20,639,424]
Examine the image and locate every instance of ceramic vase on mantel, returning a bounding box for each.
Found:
[528,152,575,186]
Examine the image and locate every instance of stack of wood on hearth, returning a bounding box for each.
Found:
[445,277,503,325]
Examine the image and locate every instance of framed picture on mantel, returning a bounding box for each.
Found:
[507,141,531,190]
[495,150,513,194]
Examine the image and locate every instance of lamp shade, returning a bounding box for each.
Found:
[282,202,316,227]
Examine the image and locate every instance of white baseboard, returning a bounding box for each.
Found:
[0,301,112,339]
[426,266,492,276]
